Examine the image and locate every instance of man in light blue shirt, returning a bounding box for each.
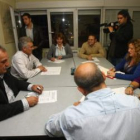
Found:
[45,62,140,140]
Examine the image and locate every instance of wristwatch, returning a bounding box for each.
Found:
[127,85,134,89]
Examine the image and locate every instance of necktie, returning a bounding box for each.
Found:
[0,78,8,99]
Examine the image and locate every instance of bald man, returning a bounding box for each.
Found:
[45,62,140,140]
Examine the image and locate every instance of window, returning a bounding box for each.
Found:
[50,12,74,46]
[78,10,101,48]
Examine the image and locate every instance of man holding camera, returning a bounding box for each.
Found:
[107,10,133,66]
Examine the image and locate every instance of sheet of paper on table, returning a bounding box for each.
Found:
[98,65,109,75]
[41,67,61,75]
[79,87,126,102]
[112,87,125,94]
[82,60,94,63]
[92,57,100,62]
[26,90,57,104]
[48,59,65,63]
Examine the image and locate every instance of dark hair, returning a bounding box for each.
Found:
[88,34,97,40]
[118,10,132,22]
[0,45,6,52]
[22,13,31,19]
[54,33,66,45]
[74,63,104,93]
[126,39,140,65]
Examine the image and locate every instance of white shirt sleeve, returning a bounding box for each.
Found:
[21,98,30,111]
[12,53,41,79]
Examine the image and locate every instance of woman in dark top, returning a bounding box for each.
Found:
[47,33,73,61]
[107,39,140,80]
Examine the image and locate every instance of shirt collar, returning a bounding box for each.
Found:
[0,74,4,79]
[86,88,114,99]
[21,51,30,58]
[25,23,33,29]
[56,44,64,49]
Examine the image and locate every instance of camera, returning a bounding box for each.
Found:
[100,21,119,33]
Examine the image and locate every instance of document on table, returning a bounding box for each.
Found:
[48,59,65,63]
[41,67,61,75]
[92,57,100,62]
[82,60,94,63]
[98,65,109,75]
[81,58,99,65]
[26,90,57,104]
[79,96,85,102]
[112,87,125,94]
[79,87,126,103]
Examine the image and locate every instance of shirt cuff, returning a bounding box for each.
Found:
[22,98,30,111]
[28,84,33,91]
[36,68,41,72]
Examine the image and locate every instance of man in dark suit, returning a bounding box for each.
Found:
[19,13,45,60]
[0,46,43,121]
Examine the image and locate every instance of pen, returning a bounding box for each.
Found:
[37,86,41,91]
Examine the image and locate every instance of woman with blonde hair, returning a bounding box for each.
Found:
[47,33,73,61]
[107,39,140,80]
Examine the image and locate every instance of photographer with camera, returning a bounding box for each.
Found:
[107,10,133,66]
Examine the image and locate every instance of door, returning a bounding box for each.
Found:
[10,7,20,51]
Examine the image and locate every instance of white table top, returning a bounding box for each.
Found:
[28,58,76,87]
[0,55,132,137]
[0,87,82,137]
[73,54,130,86]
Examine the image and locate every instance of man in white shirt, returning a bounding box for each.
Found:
[45,62,140,140]
[11,37,47,80]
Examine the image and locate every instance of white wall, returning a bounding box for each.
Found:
[16,0,140,9]
[0,0,16,61]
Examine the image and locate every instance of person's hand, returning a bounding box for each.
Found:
[31,85,44,94]
[51,57,56,62]
[108,26,114,33]
[26,96,38,107]
[87,55,92,60]
[37,65,47,72]
[125,87,133,95]
[73,101,81,106]
[57,56,62,59]
[107,71,115,78]
[109,67,116,72]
